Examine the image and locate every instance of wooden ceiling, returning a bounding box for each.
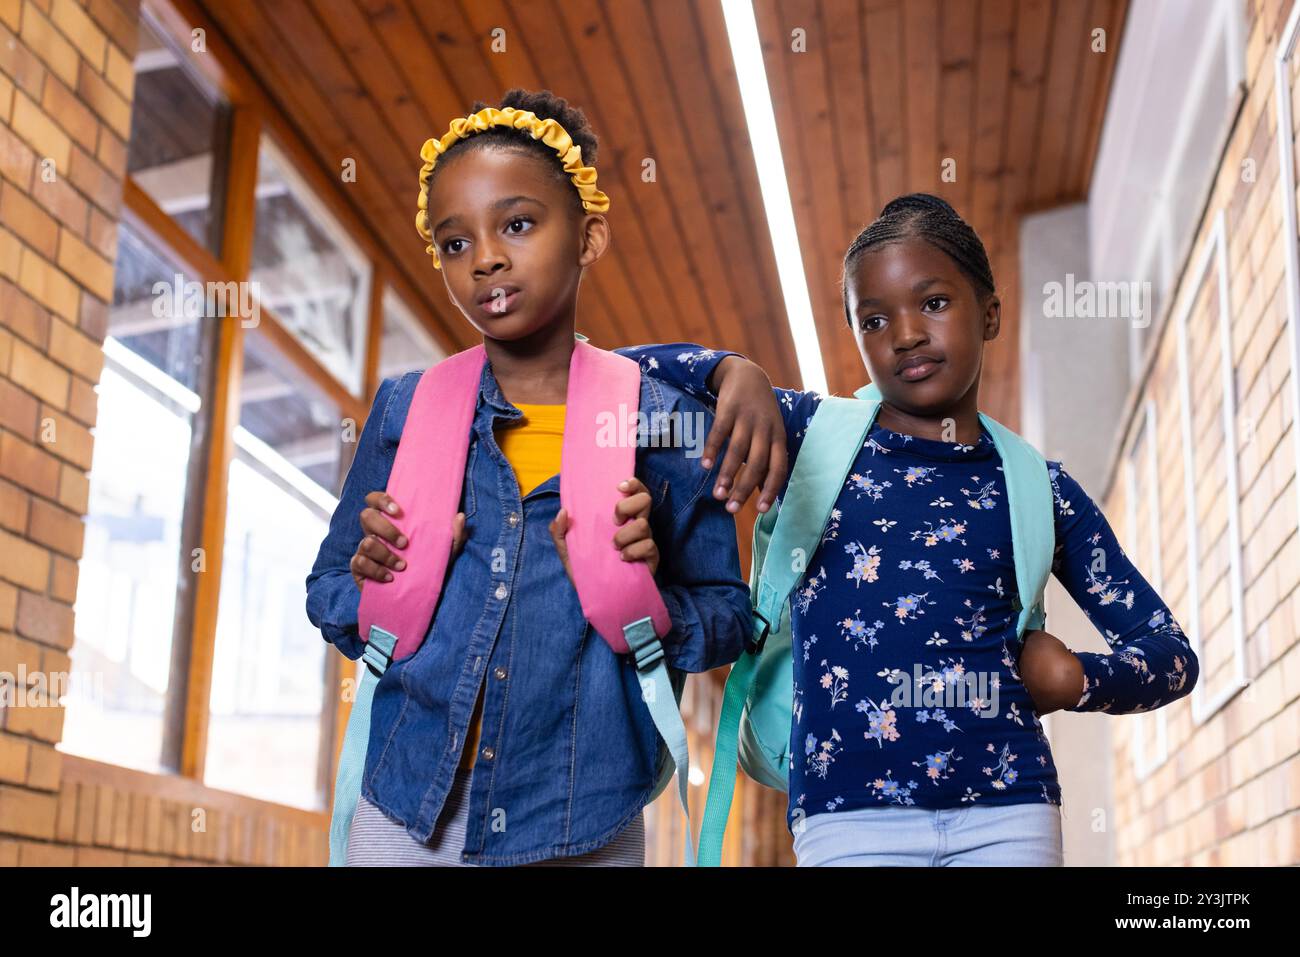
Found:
[192,0,1126,427]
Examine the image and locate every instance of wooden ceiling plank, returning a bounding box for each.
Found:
[682,0,802,386]
[1030,0,1090,205]
[936,0,977,220]
[969,0,1016,287]
[499,0,665,347]
[259,0,417,204]
[822,0,873,246]
[756,0,855,394]
[553,0,717,350]
[407,0,505,108]
[901,0,942,201]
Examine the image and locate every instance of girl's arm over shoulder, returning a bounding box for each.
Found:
[305,375,407,660]
[1048,462,1200,715]
[617,342,822,513]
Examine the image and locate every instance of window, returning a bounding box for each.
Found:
[127,13,228,254]
[205,333,342,809]
[62,226,203,773]
[378,286,444,380]
[1087,0,1246,381]
[251,137,372,397]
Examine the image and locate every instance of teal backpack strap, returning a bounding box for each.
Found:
[697,394,879,866]
[978,413,1055,635]
[328,626,398,866]
[623,616,696,867]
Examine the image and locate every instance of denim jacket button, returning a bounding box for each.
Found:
[494,666,508,680]
[508,512,519,527]
[494,582,508,600]
[481,746,495,761]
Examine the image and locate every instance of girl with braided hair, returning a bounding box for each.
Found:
[624,192,1199,865]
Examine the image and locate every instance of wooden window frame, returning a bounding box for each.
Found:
[82,0,456,816]
[1172,209,1250,725]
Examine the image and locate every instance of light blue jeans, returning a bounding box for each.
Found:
[792,802,1064,866]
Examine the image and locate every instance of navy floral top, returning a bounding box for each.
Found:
[621,344,1200,827]
[775,386,1199,823]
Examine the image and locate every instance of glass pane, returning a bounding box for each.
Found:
[62,226,201,773]
[127,15,225,253]
[251,136,371,397]
[206,333,342,809]
[378,287,443,381]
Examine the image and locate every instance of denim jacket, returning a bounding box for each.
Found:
[306,344,748,865]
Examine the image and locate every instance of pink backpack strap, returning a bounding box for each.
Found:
[560,340,672,653]
[357,344,487,662]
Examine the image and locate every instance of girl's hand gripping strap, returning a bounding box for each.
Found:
[559,342,694,864]
[328,345,486,866]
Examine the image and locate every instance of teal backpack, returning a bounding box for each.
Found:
[694,382,1057,865]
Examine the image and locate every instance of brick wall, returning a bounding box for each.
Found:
[0,0,325,866]
[1097,0,1300,866]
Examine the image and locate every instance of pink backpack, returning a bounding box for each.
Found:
[328,339,696,865]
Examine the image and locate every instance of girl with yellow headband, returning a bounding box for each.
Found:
[307,89,754,866]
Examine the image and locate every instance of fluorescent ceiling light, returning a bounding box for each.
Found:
[721,0,827,393]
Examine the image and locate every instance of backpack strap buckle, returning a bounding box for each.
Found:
[749,610,772,656]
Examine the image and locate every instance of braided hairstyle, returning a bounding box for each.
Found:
[841,193,995,325]
[429,88,600,215]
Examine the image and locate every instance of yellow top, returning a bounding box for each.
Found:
[494,402,566,497]
[461,402,566,770]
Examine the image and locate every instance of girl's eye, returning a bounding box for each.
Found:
[442,238,466,256]
[506,217,533,235]
[924,295,949,311]
[859,315,885,333]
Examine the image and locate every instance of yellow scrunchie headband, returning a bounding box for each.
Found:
[415,106,610,270]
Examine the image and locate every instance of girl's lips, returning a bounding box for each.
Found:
[479,288,521,316]
[898,359,942,381]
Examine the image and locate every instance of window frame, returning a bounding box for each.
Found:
[67,0,453,815]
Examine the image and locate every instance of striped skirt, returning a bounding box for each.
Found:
[345,767,645,866]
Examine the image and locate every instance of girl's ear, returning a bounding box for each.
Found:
[982,294,1001,341]
[578,213,610,267]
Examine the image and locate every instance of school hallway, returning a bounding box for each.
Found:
[0,0,1296,868]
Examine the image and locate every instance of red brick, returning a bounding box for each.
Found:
[0,376,39,438]
[37,404,94,469]
[0,480,27,534]
[69,144,120,218]
[103,39,132,99]
[76,58,130,140]
[79,293,108,340]
[41,73,98,146]
[18,3,79,88]
[0,22,48,99]
[28,175,89,234]
[0,278,51,349]
[28,497,83,558]
[57,228,114,303]
[0,529,50,591]
[16,247,78,323]
[47,315,103,382]
[0,731,27,784]
[49,554,76,602]
[8,91,71,182]
[0,122,35,190]
[56,463,87,513]
[0,784,58,839]
[50,0,108,69]
[8,336,68,406]
[0,180,59,259]
[0,0,20,32]
[95,124,126,178]
[84,204,116,262]
[25,740,60,790]
[67,373,96,425]
[15,589,73,647]
[0,430,61,498]
[85,0,138,54]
